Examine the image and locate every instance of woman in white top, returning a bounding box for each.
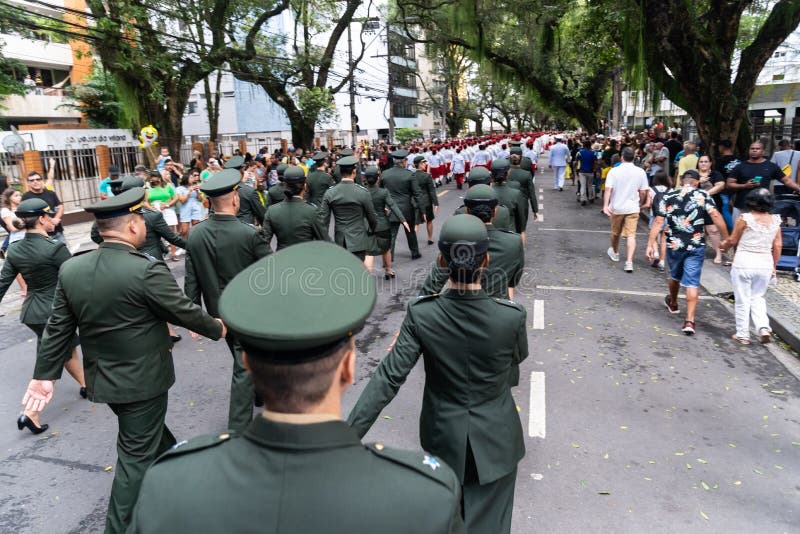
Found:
[721,188,782,345]
[1,188,28,296]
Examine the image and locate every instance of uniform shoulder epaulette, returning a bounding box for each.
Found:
[130,250,160,263]
[153,432,235,464]
[412,293,439,305]
[72,249,94,257]
[355,183,368,191]
[493,297,524,311]
[498,228,519,235]
[366,443,458,492]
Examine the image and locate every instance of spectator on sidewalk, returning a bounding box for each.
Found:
[721,189,781,345]
[770,139,800,194]
[647,169,730,336]
[603,147,649,273]
[21,171,66,245]
[99,165,121,200]
[728,141,800,221]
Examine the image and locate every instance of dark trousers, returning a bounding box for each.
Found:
[106,392,176,534]
[390,221,419,259]
[462,441,518,534]
[225,334,254,432]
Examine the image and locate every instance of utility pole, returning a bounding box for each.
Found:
[348,24,357,146]
[440,69,448,140]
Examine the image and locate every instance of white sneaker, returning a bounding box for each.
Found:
[624,261,633,273]
[607,247,620,262]
[653,250,660,260]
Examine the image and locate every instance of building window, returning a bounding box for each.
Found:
[223,91,235,98]
[187,101,198,114]
[393,97,417,118]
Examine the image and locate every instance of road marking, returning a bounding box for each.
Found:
[437,190,449,198]
[532,300,545,329]
[536,285,715,300]
[536,214,544,222]
[538,194,543,201]
[539,188,543,193]
[529,372,546,438]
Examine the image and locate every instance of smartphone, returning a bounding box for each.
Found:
[753,176,763,184]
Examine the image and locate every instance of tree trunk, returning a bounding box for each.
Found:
[290,115,317,151]
[205,70,223,143]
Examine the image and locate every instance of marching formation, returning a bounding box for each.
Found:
[1,128,795,533]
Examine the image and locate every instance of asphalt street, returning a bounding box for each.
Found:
[1,160,799,533]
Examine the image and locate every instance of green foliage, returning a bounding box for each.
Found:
[395,127,422,143]
[60,65,125,128]
[296,86,339,127]
[0,44,26,106]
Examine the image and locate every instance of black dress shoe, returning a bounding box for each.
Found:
[79,387,87,399]
[17,415,48,435]
[171,335,182,343]
[411,253,422,260]
[384,271,396,280]
[427,240,434,245]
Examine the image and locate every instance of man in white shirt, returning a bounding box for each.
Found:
[603,147,650,272]
[770,139,800,189]
[441,145,454,183]
[496,143,510,160]
[471,145,491,170]
[548,136,570,190]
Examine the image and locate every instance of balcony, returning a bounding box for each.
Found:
[389,56,416,70]
[394,86,418,99]
[1,34,74,68]
[0,91,82,121]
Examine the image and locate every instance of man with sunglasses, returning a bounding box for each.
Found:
[22,171,65,245]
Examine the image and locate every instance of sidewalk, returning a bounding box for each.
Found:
[700,260,800,352]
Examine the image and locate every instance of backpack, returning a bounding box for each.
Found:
[651,185,668,214]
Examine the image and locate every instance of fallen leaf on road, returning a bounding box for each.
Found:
[571,442,581,448]
[597,491,610,495]
[686,463,692,470]
[728,443,737,448]
[620,426,628,430]
[733,481,742,486]
[382,416,392,420]
[753,468,763,475]
[701,481,710,491]
[530,473,543,480]
[696,458,707,464]
[700,511,709,521]
[674,452,685,456]
[104,466,113,472]
[603,453,609,460]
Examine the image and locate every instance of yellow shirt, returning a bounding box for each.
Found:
[298,162,309,176]
[677,154,698,178]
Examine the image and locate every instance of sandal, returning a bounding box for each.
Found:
[723,261,733,267]
[759,328,772,344]
[713,258,723,265]
[731,334,750,345]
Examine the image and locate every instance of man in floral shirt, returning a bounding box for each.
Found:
[646,169,729,335]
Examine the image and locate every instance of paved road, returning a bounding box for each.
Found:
[1,162,798,533]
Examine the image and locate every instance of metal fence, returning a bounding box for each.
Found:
[40,148,103,211]
[109,146,145,174]
[0,152,23,185]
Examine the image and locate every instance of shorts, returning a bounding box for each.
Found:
[610,213,639,237]
[180,202,203,222]
[667,246,705,288]
[162,207,178,226]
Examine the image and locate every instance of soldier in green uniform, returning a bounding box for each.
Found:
[267,163,289,207]
[184,170,271,431]
[381,149,423,260]
[420,185,524,300]
[128,242,465,534]
[348,215,527,534]
[92,177,186,261]
[0,199,86,435]
[318,156,377,261]
[508,151,538,226]
[362,166,411,279]
[263,166,329,250]
[491,158,527,245]
[305,151,332,207]
[225,156,266,226]
[412,155,439,246]
[454,167,512,230]
[21,188,225,534]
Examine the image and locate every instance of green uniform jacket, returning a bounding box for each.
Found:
[454,204,512,230]
[493,183,526,233]
[237,183,267,226]
[129,417,466,533]
[305,170,333,207]
[318,180,378,253]
[413,171,438,211]
[368,185,405,233]
[419,224,524,300]
[33,242,223,403]
[381,166,423,224]
[91,209,186,261]
[184,214,271,316]
[263,196,329,251]
[348,289,528,485]
[508,167,538,214]
[266,184,286,208]
[0,233,70,325]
